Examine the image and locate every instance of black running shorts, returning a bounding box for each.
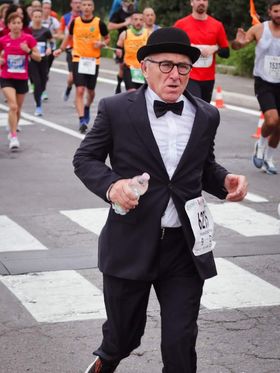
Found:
[72,62,99,90]
[0,78,28,94]
[254,76,280,114]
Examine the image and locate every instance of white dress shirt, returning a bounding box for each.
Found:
[145,87,196,227]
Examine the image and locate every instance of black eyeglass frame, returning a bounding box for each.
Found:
[145,58,193,75]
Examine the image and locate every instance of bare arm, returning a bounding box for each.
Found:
[231,24,260,50]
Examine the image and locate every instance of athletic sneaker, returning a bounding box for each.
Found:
[41,91,48,101]
[34,106,43,116]
[252,140,265,168]
[79,118,88,134]
[84,356,118,373]
[9,136,20,151]
[63,86,72,101]
[262,158,278,175]
[84,105,90,124]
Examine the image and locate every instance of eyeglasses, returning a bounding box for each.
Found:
[145,58,192,75]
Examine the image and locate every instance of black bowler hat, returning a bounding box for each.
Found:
[137,27,200,64]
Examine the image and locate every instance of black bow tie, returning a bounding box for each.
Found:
[153,100,184,118]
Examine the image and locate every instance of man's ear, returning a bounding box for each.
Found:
[141,60,148,79]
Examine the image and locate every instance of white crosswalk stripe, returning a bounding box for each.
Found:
[0,215,48,252]
[201,258,280,309]
[0,199,279,323]
[208,202,280,237]
[0,270,106,322]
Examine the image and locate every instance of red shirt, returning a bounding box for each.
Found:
[0,32,37,80]
[174,15,229,81]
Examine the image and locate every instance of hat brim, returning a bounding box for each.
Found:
[137,42,201,64]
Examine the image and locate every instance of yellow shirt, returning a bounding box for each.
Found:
[124,28,148,68]
[72,16,102,64]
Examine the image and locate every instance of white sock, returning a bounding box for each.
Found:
[265,146,276,161]
[258,135,268,147]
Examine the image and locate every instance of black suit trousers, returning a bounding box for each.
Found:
[94,228,204,373]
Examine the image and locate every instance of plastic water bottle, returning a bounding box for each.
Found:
[112,172,150,215]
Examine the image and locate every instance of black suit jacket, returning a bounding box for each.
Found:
[73,85,229,281]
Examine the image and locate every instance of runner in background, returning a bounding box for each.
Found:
[0,4,9,33]
[116,11,148,91]
[108,0,134,94]
[174,0,229,103]
[0,4,32,37]
[232,0,280,175]
[143,7,160,36]
[59,0,81,102]
[54,0,110,134]
[109,0,138,18]
[0,12,40,151]
[30,8,53,116]
[41,0,60,101]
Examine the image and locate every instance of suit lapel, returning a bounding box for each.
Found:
[127,85,168,175]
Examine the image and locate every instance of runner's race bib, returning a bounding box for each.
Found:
[130,67,145,84]
[7,55,26,73]
[78,57,96,75]
[185,196,215,256]
[37,41,46,57]
[193,45,214,68]
[264,55,280,81]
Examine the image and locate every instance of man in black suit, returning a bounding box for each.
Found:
[73,27,248,373]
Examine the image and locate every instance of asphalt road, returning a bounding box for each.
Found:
[0,58,279,373]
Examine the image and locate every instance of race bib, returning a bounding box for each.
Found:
[37,41,46,57]
[192,45,214,68]
[130,67,145,84]
[78,57,96,75]
[264,55,280,81]
[7,55,26,73]
[185,196,215,256]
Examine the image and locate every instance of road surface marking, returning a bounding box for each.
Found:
[0,113,32,127]
[60,208,109,236]
[245,192,268,203]
[0,270,106,322]
[0,215,48,252]
[0,103,84,140]
[209,203,280,237]
[202,258,280,309]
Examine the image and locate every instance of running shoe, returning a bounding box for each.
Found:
[84,105,90,124]
[262,158,278,175]
[84,356,118,373]
[9,136,20,151]
[34,106,43,116]
[79,118,88,134]
[252,140,265,169]
[41,91,48,101]
[63,86,72,102]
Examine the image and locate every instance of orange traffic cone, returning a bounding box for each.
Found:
[251,112,264,139]
[215,86,225,108]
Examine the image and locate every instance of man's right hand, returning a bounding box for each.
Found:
[109,179,139,211]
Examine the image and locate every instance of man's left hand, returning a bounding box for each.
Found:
[224,174,248,202]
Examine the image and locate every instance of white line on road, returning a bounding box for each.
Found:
[0,215,48,252]
[245,192,269,203]
[0,270,106,322]
[209,202,280,237]
[0,112,33,127]
[0,103,84,140]
[61,208,109,236]
[202,258,280,309]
